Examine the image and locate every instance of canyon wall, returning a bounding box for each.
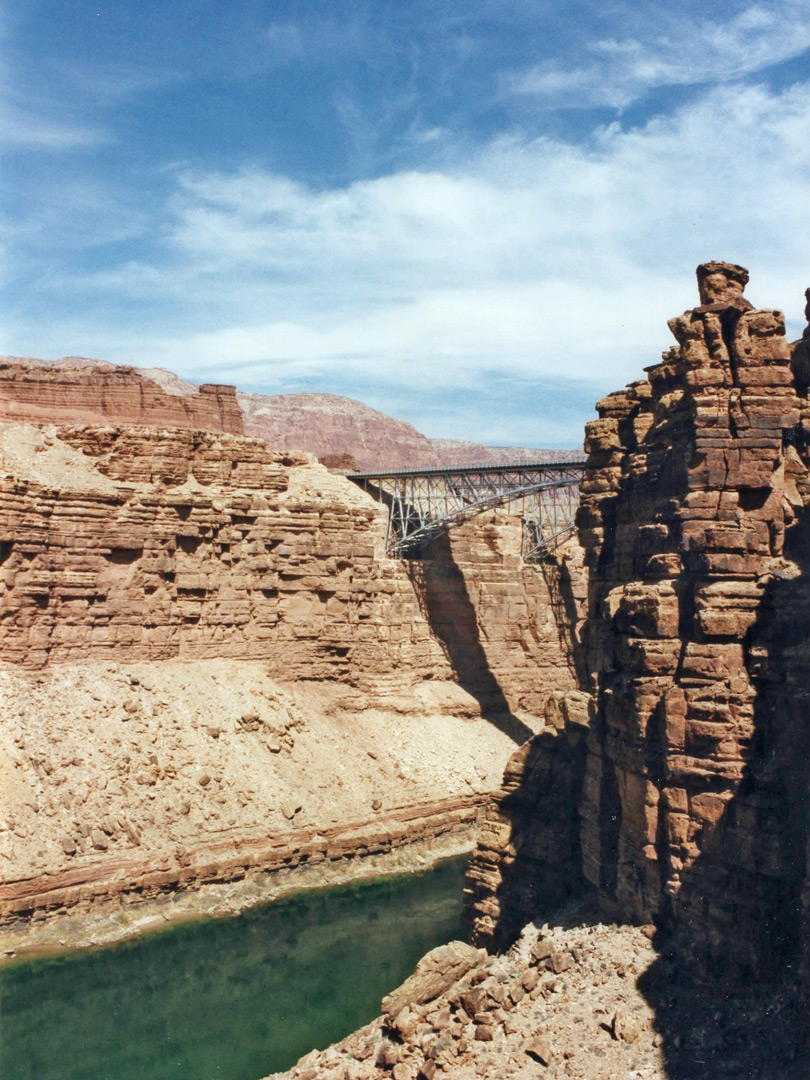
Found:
[0,423,580,711]
[238,391,442,471]
[1,357,579,470]
[0,419,582,920]
[467,264,810,999]
[0,360,242,434]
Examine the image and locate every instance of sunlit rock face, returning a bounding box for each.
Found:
[0,357,243,433]
[465,265,810,1009]
[578,263,810,982]
[0,416,583,921]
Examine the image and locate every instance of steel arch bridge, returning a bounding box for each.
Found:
[348,460,585,560]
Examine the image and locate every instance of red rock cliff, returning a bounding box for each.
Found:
[0,420,585,921]
[0,423,579,716]
[576,262,810,979]
[0,359,242,434]
[467,264,810,1003]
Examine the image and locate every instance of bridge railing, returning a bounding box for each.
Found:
[348,461,585,559]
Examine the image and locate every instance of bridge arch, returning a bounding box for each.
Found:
[348,461,584,559]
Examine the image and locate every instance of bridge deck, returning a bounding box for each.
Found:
[348,459,586,481]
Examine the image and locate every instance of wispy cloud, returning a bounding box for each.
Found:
[0,105,106,148]
[0,69,108,148]
[0,47,176,152]
[13,76,804,448]
[4,2,810,446]
[507,1,810,109]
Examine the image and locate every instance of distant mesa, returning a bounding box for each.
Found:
[0,355,582,469]
[0,355,242,435]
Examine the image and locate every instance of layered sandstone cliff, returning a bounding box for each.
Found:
[466,264,810,1001]
[576,262,810,982]
[0,420,581,924]
[238,391,442,471]
[267,263,810,1080]
[0,356,576,470]
[0,358,242,433]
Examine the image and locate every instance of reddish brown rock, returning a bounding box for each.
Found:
[382,942,485,1019]
[239,391,441,471]
[465,264,810,1007]
[0,358,242,433]
[574,264,809,980]
[0,419,583,920]
[0,422,581,711]
[239,392,581,472]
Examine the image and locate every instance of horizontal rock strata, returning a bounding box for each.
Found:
[467,264,810,991]
[0,795,484,922]
[278,264,810,1079]
[0,359,242,433]
[576,263,810,987]
[0,423,580,708]
[0,421,583,919]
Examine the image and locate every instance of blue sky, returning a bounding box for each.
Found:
[2,0,810,447]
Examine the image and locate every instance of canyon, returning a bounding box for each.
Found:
[0,355,575,471]
[4,262,810,1080]
[266,264,810,1080]
[0,390,582,946]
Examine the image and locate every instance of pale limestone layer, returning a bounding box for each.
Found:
[0,658,517,924]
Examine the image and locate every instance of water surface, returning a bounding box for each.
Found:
[0,855,468,1080]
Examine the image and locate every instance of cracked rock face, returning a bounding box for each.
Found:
[577,264,810,984]
[305,264,810,1080]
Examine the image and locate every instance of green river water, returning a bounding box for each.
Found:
[0,855,468,1080]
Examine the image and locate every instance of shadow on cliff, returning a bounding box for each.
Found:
[407,532,533,746]
[463,722,591,951]
[464,521,810,1075]
[634,512,810,1079]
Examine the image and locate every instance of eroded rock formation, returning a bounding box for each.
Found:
[577,262,809,981]
[239,391,443,471]
[0,359,242,433]
[467,264,810,1002]
[0,419,582,922]
[0,356,579,470]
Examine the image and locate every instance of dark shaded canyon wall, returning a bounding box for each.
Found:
[464,689,591,948]
[467,265,810,991]
[578,262,810,979]
[0,361,243,434]
[0,423,581,717]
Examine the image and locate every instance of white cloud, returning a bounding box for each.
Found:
[508,2,810,109]
[0,102,106,148]
[6,78,810,445]
[265,21,304,62]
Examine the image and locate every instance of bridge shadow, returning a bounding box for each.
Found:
[406,531,533,746]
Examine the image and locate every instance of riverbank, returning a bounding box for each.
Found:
[1,854,472,1080]
[0,806,480,961]
[0,657,534,942]
[267,894,807,1080]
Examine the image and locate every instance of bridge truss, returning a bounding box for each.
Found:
[348,461,584,560]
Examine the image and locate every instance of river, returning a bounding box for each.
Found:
[0,855,468,1080]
